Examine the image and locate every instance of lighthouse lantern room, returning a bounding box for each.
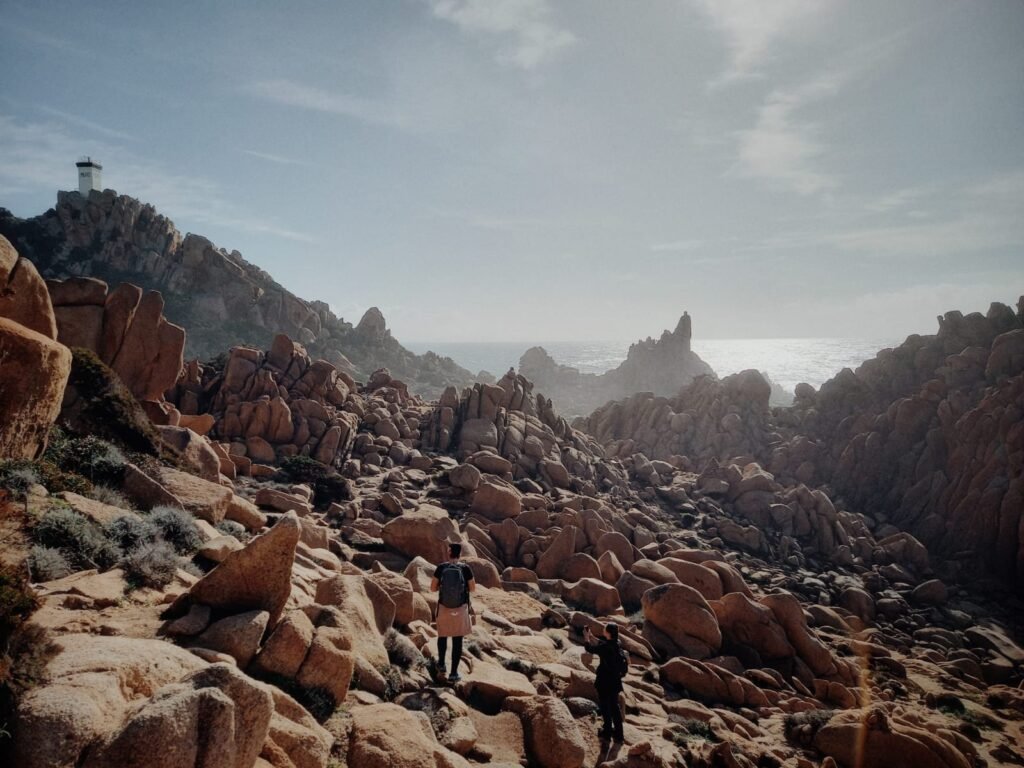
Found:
[76,157,102,195]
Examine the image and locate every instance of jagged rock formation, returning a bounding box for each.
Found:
[47,276,185,403]
[518,312,714,416]
[0,191,482,397]
[581,298,1024,593]
[167,333,433,473]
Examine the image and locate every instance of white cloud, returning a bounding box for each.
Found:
[36,105,137,142]
[238,148,312,167]
[0,113,314,243]
[690,0,829,83]
[863,185,932,214]
[649,239,706,253]
[732,73,843,195]
[785,280,1022,338]
[246,79,402,126]
[830,170,1024,256]
[426,0,575,69]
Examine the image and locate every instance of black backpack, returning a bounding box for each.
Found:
[615,647,629,679]
[438,563,469,609]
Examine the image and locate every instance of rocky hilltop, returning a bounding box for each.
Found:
[519,313,715,417]
[1,232,1023,768]
[581,298,1024,595]
[0,190,484,397]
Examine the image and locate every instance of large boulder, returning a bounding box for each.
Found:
[813,708,972,768]
[108,289,186,402]
[381,505,458,562]
[712,592,793,662]
[152,466,233,523]
[252,610,316,678]
[0,234,57,339]
[177,512,300,626]
[11,635,200,768]
[347,702,471,768]
[194,610,270,668]
[660,657,768,709]
[313,575,393,666]
[509,696,586,768]
[470,477,523,520]
[642,583,722,659]
[564,577,622,616]
[81,663,274,768]
[0,317,72,459]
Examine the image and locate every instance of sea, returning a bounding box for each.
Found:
[405,338,902,397]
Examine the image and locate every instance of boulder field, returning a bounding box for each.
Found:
[580,298,1024,595]
[0,246,1022,768]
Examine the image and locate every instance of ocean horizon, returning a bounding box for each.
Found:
[405,337,902,395]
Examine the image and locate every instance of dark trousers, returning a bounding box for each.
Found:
[598,687,623,738]
[437,636,463,674]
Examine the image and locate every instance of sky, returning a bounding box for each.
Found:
[1,0,1022,343]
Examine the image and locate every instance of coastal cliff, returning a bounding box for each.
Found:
[519,312,715,416]
[0,190,483,398]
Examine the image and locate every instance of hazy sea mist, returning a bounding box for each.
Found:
[405,338,901,396]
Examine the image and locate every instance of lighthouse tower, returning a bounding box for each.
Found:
[76,157,102,195]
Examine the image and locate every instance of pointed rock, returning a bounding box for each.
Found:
[177,511,300,625]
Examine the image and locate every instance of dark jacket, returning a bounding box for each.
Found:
[584,637,624,693]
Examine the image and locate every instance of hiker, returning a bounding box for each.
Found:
[583,623,627,741]
[430,541,476,682]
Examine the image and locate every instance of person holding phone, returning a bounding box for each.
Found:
[583,623,627,741]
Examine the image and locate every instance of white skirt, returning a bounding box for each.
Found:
[436,604,472,637]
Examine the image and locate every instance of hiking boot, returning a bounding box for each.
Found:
[448,672,462,682]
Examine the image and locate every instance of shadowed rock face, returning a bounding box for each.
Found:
[518,312,715,417]
[0,192,481,398]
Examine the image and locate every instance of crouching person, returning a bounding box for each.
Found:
[431,541,476,682]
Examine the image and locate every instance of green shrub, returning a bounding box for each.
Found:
[145,506,202,555]
[257,673,337,723]
[121,542,186,589]
[27,546,71,582]
[384,628,426,670]
[89,485,131,510]
[32,507,121,571]
[279,456,352,507]
[0,464,39,500]
[215,520,250,543]
[379,664,403,702]
[668,718,719,745]
[0,454,92,496]
[104,516,158,552]
[62,349,164,456]
[43,434,127,487]
[783,708,835,740]
[0,566,37,641]
[499,656,537,677]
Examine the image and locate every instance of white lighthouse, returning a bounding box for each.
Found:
[76,157,102,195]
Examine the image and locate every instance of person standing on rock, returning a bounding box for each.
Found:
[584,623,627,741]
[431,542,476,682]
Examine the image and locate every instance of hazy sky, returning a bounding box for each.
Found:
[1,1,1022,342]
